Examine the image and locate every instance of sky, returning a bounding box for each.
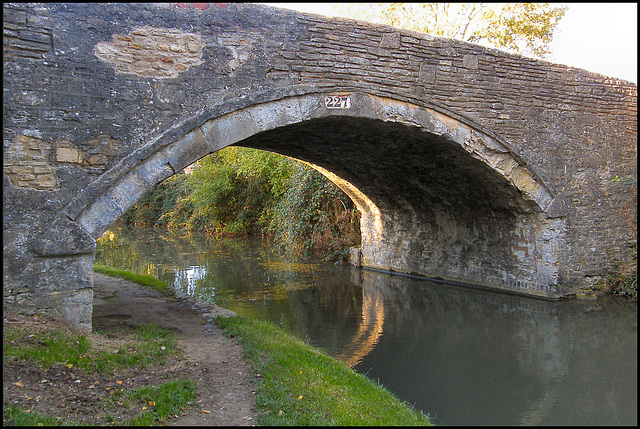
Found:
[259,3,637,83]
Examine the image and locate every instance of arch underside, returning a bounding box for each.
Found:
[54,91,567,298]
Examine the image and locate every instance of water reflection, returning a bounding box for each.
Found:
[352,271,636,426]
[336,277,386,368]
[96,226,637,426]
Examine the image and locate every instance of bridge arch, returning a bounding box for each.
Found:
[34,86,567,299]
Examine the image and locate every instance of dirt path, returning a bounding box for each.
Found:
[90,272,258,425]
[1,273,257,425]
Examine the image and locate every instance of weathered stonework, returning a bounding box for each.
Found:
[94,26,205,79]
[56,136,122,167]
[3,3,636,329]
[3,134,57,190]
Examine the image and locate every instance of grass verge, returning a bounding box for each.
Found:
[93,264,174,296]
[3,323,178,374]
[215,316,433,426]
[3,317,194,426]
[3,404,70,427]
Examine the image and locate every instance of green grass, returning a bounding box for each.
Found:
[3,326,91,368]
[3,379,196,427]
[3,404,72,426]
[128,379,197,425]
[3,321,189,426]
[93,264,174,296]
[216,316,433,426]
[3,323,179,374]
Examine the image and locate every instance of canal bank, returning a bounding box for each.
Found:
[4,270,432,426]
[95,226,638,426]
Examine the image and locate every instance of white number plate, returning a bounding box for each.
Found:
[324,95,351,109]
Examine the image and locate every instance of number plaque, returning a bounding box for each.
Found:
[324,95,351,109]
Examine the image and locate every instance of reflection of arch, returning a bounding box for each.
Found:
[336,293,385,368]
[48,85,562,240]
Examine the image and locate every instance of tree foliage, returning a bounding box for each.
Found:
[121,147,361,260]
[334,3,567,58]
[120,173,189,228]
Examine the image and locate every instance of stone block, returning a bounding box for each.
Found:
[137,152,175,184]
[77,193,123,238]
[31,216,96,256]
[110,172,151,214]
[201,110,257,152]
[56,147,82,163]
[164,127,209,171]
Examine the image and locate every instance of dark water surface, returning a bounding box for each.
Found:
[95,225,637,425]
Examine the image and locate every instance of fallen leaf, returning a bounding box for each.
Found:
[299,370,303,375]
[148,401,155,407]
[142,406,147,411]
[297,395,303,400]
[115,380,123,385]
[66,363,73,369]
[242,416,253,421]
[202,410,211,414]
[14,382,23,387]
[278,410,284,416]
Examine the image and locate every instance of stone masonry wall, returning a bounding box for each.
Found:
[3,3,637,327]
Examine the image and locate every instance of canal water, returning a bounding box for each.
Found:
[95,225,637,426]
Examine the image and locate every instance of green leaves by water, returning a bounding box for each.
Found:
[121,147,361,260]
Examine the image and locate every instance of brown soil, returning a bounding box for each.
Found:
[3,273,258,426]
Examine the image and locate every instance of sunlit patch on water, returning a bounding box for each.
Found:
[235,280,315,302]
[258,261,322,273]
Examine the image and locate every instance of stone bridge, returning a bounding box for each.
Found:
[3,3,637,330]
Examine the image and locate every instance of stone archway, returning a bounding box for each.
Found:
[31,87,568,328]
[59,90,563,237]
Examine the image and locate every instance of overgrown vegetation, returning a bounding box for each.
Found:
[121,146,361,261]
[595,246,637,300]
[216,316,433,426]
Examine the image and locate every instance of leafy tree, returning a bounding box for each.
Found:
[266,165,360,259]
[334,3,567,58]
[121,146,361,260]
[185,147,294,235]
[120,173,189,228]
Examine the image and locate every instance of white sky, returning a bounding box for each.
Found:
[259,3,637,83]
